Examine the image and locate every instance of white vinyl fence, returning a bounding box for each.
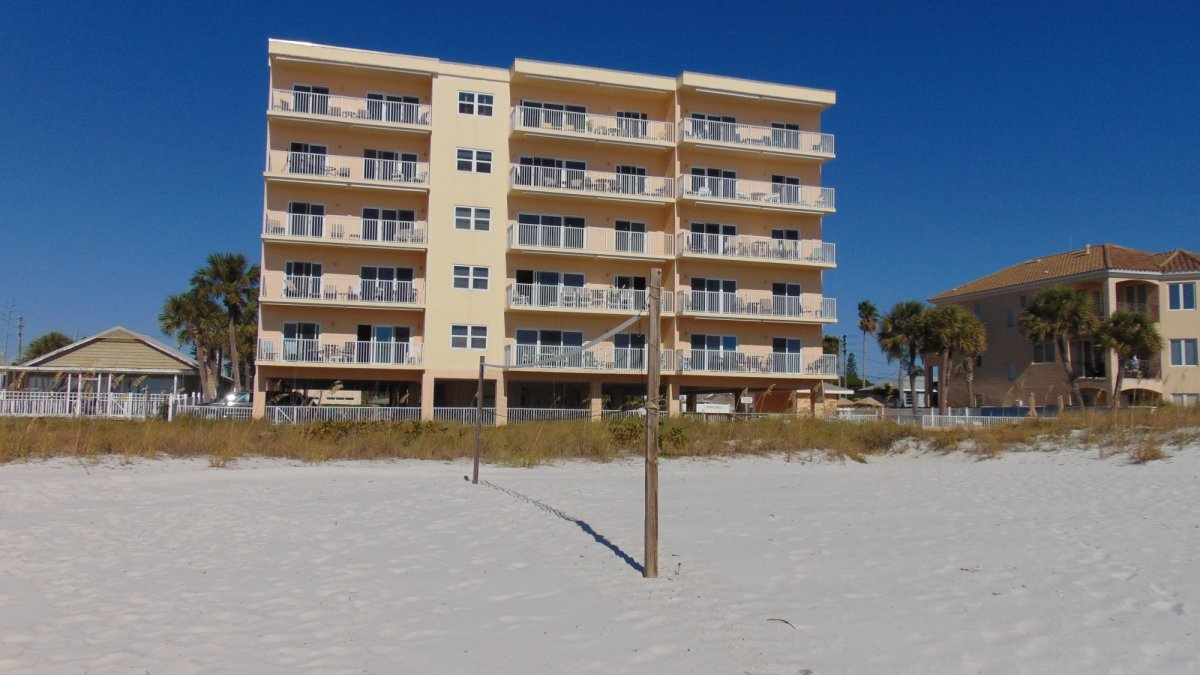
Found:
[267,406,421,424]
[175,405,254,421]
[0,391,175,420]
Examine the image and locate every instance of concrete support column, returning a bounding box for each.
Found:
[589,379,603,420]
[667,379,681,416]
[420,372,436,421]
[495,374,508,426]
[251,371,267,420]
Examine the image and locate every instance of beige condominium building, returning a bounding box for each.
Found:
[930,244,1200,408]
[253,39,839,421]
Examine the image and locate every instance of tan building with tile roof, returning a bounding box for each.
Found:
[930,244,1200,408]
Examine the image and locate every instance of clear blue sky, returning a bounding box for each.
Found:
[2,1,1197,376]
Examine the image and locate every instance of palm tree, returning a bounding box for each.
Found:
[877,317,906,408]
[922,305,986,414]
[880,301,927,417]
[1098,311,1162,410]
[956,314,988,407]
[1018,286,1098,407]
[857,301,879,389]
[159,290,224,401]
[22,331,73,362]
[192,253,260,393]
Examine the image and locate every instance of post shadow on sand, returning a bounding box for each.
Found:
[477,478,644,574]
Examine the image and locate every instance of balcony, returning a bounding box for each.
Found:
[677,175,834,213]
[510,106,674,147]
[507,283,675,314]
[677,232,835,267]
[266,151,429,191]
[1115,301,1160,321]
[679,118,835,159]
[677,350,838,377]
[506,223,674,259]
[262,275,423,309]
[263,212,428,249]
[504,343,675,372]
[677,291,835,323]
[510,165,674,204]
[268,89,431,131]
[257,338,423,367]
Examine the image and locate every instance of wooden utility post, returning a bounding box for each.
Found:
[644,268,661,579]
[473,355,484,484]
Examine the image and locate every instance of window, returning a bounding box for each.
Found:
[288,142,327,175]
[515,329,584,366]
[516,213,585,248]
[360,266,415,302]
[282,322,320,362]
[363,149,417,181]
[456,148,492,173]
[1169,282,1196,310]
[452,265,489,290]
[615,220,647,253]
[291,85,330,115]
[772,337,804,373]
[516,156,586,187]
[771,121,801,149]
[286,201,324,237]
[458,91,494,116]
[451,325,488,350]
[688,167,736,198]
[1033,341,1055,364]
[771,282,803,316]
[690,277,738,313]
[361,208,416,242]
[354,325,412,364]
[973,303,982,318]
[689,222,737,254]
[1171,393,1199,406]
[518,100,586,130]
[689,112,736,141]
[1007,362,1017,381]
[1006,309,1015,329]
[455,207,491,231]
[284,261,323,299]
[366,93,420,124]
[616,110,649,138]
[1019,294,1027,308]
[1170,338,1198,366]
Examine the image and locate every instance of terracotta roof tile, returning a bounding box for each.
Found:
[930,244,1200,302]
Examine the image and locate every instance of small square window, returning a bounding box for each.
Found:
[1170,338,1198,366]
[453,265,489,290]
[451,324,488,349]
[1033,341,1055,364]
[1169,283,1196,310]
[455,207,491,231]
[457,148,492,173]
[458,91,494,116]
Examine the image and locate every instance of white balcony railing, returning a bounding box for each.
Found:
[511,106,674,143]
[269,89,431,127]
[433,407,497,426]
[506,223,675,257]
[267,151,429,187]
[680,118,834,156]
[257,338,422,366]
[507,283,675,313]
[678,175,834,211]
[511,165,673,200]
[677,233,835,265]
[677,291,835,321]
[507,408,594,423]
[504,344,675,372]
[677,350,838,376]
[263,212,428,246]
[265,275,422,305]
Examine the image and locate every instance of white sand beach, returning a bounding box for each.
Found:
[1,447,1197,674]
